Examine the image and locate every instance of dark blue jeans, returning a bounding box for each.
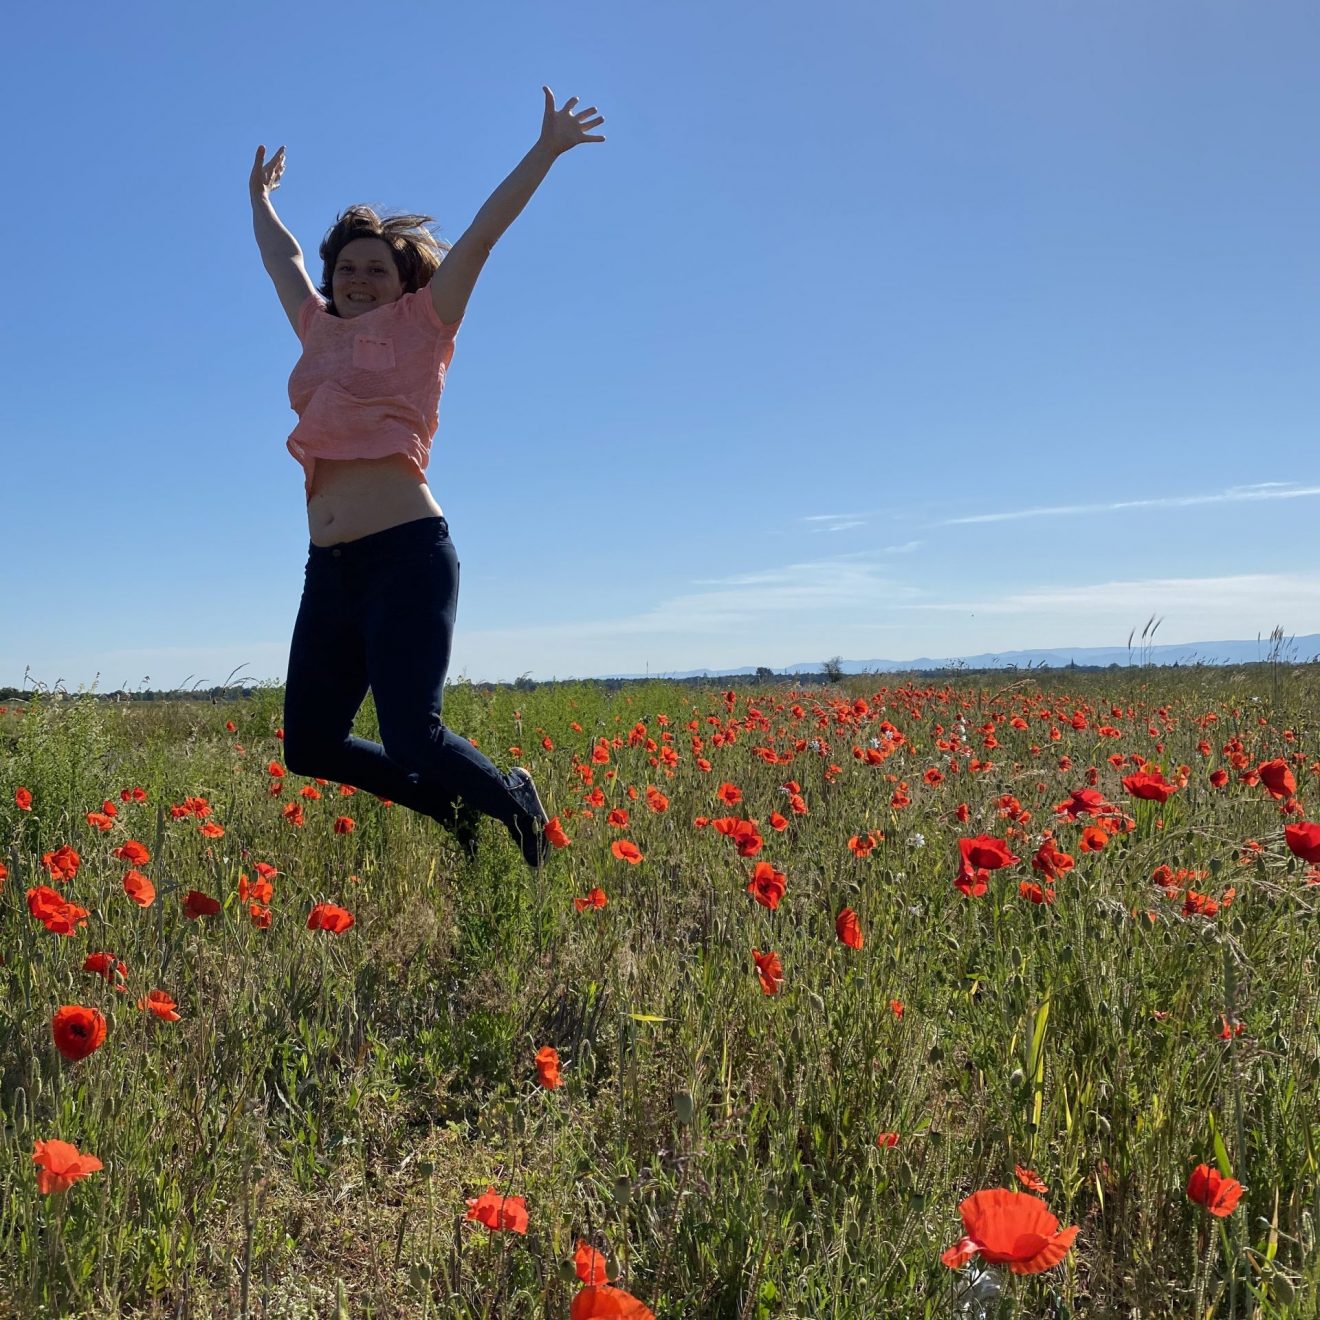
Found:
[282,514,522,829]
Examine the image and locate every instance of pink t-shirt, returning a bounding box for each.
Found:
[286,287,463,499]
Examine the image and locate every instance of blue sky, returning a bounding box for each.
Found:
[6,0,1320,690]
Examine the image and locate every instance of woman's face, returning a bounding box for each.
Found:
[332,237,405,318]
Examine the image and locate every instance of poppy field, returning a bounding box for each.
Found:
[3,668,1320,1317]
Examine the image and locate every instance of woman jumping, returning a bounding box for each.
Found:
[248,86,605,866]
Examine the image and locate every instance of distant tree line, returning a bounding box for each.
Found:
[0,657,1288,707]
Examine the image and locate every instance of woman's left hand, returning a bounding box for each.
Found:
[539,86,606,156]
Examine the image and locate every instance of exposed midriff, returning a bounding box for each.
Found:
[306,453,443,547]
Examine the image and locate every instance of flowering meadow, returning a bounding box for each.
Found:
[2,669,1319,1317]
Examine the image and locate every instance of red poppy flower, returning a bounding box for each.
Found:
[1186,1164,1243,1216]
[1019,881,1055,905]
[1078,824,1111,853]
[51,1006,106,1062]
[238,874,274,905]
[1257,759,1296,800]
[1284,822,1320,863]
[83,952,128,991]
[953,862,989,897]
[768,811,788,831]
[464,1187,528,1234]
[606,808,630,828]
[1015,1165,1048,1193]
[27,886,90,935]
[716,782,743,805]
[731,827,764,861]
[941,1188,1078,1274]
[573,1240,608,1285]
[138,989,181,1021]
[747,861,786,910]
[32,1139,103,1194]
[1031,841,1074,880]
[535,1045,563,1089]
[123,870,156,907]
[1122,771,1178,803]
[182,890,221,920]
[848,832,878,858]
[574,887,608,912]
[112,839,150,865]
[15,786,33,811]
[570,1285,656,1319]
[332,815,355,834]
[1183,890,1219,918]
[958,835,1019,871]
[645,788,669,813]
[544,817,572,848]
[307,902,355,933]
[835,907,864,950]
[890,999,904,1019]
[611,840,643,865]
[1209,769,1229,788]
[42,845,81,883]
[752,949,783,995]
[1053,788,1112,819]
[875,1131,899,1148]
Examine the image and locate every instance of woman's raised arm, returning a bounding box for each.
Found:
[428,87,605,326]
[250,145,317,335]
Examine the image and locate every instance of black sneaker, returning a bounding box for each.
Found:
[507,768,549,868]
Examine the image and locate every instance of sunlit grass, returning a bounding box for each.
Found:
[2,667,1319,1317]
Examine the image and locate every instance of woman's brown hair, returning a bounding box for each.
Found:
[315,205,452,317]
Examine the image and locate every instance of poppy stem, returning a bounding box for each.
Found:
[738,1218,775,1320]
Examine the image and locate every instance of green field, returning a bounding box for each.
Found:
[2,667,1318,1318]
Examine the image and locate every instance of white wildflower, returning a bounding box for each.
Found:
[954,1265,1003,1317]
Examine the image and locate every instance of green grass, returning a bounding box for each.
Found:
[1,667,1319,1317]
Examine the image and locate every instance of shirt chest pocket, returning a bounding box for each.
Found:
[353,334,396,371]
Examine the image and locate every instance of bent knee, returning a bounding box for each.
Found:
[282,729,336,778]
[379,714,446,770]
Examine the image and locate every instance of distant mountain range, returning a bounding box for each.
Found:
[603,634,1320,681]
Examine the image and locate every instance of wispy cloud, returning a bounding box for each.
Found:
[460,555,922,647]
[803,511,873,533]
[938,482,1320,527]
[913,572,1320,619]
[884,540,923,555]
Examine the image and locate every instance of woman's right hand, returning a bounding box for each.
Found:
[250,144,286,204]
